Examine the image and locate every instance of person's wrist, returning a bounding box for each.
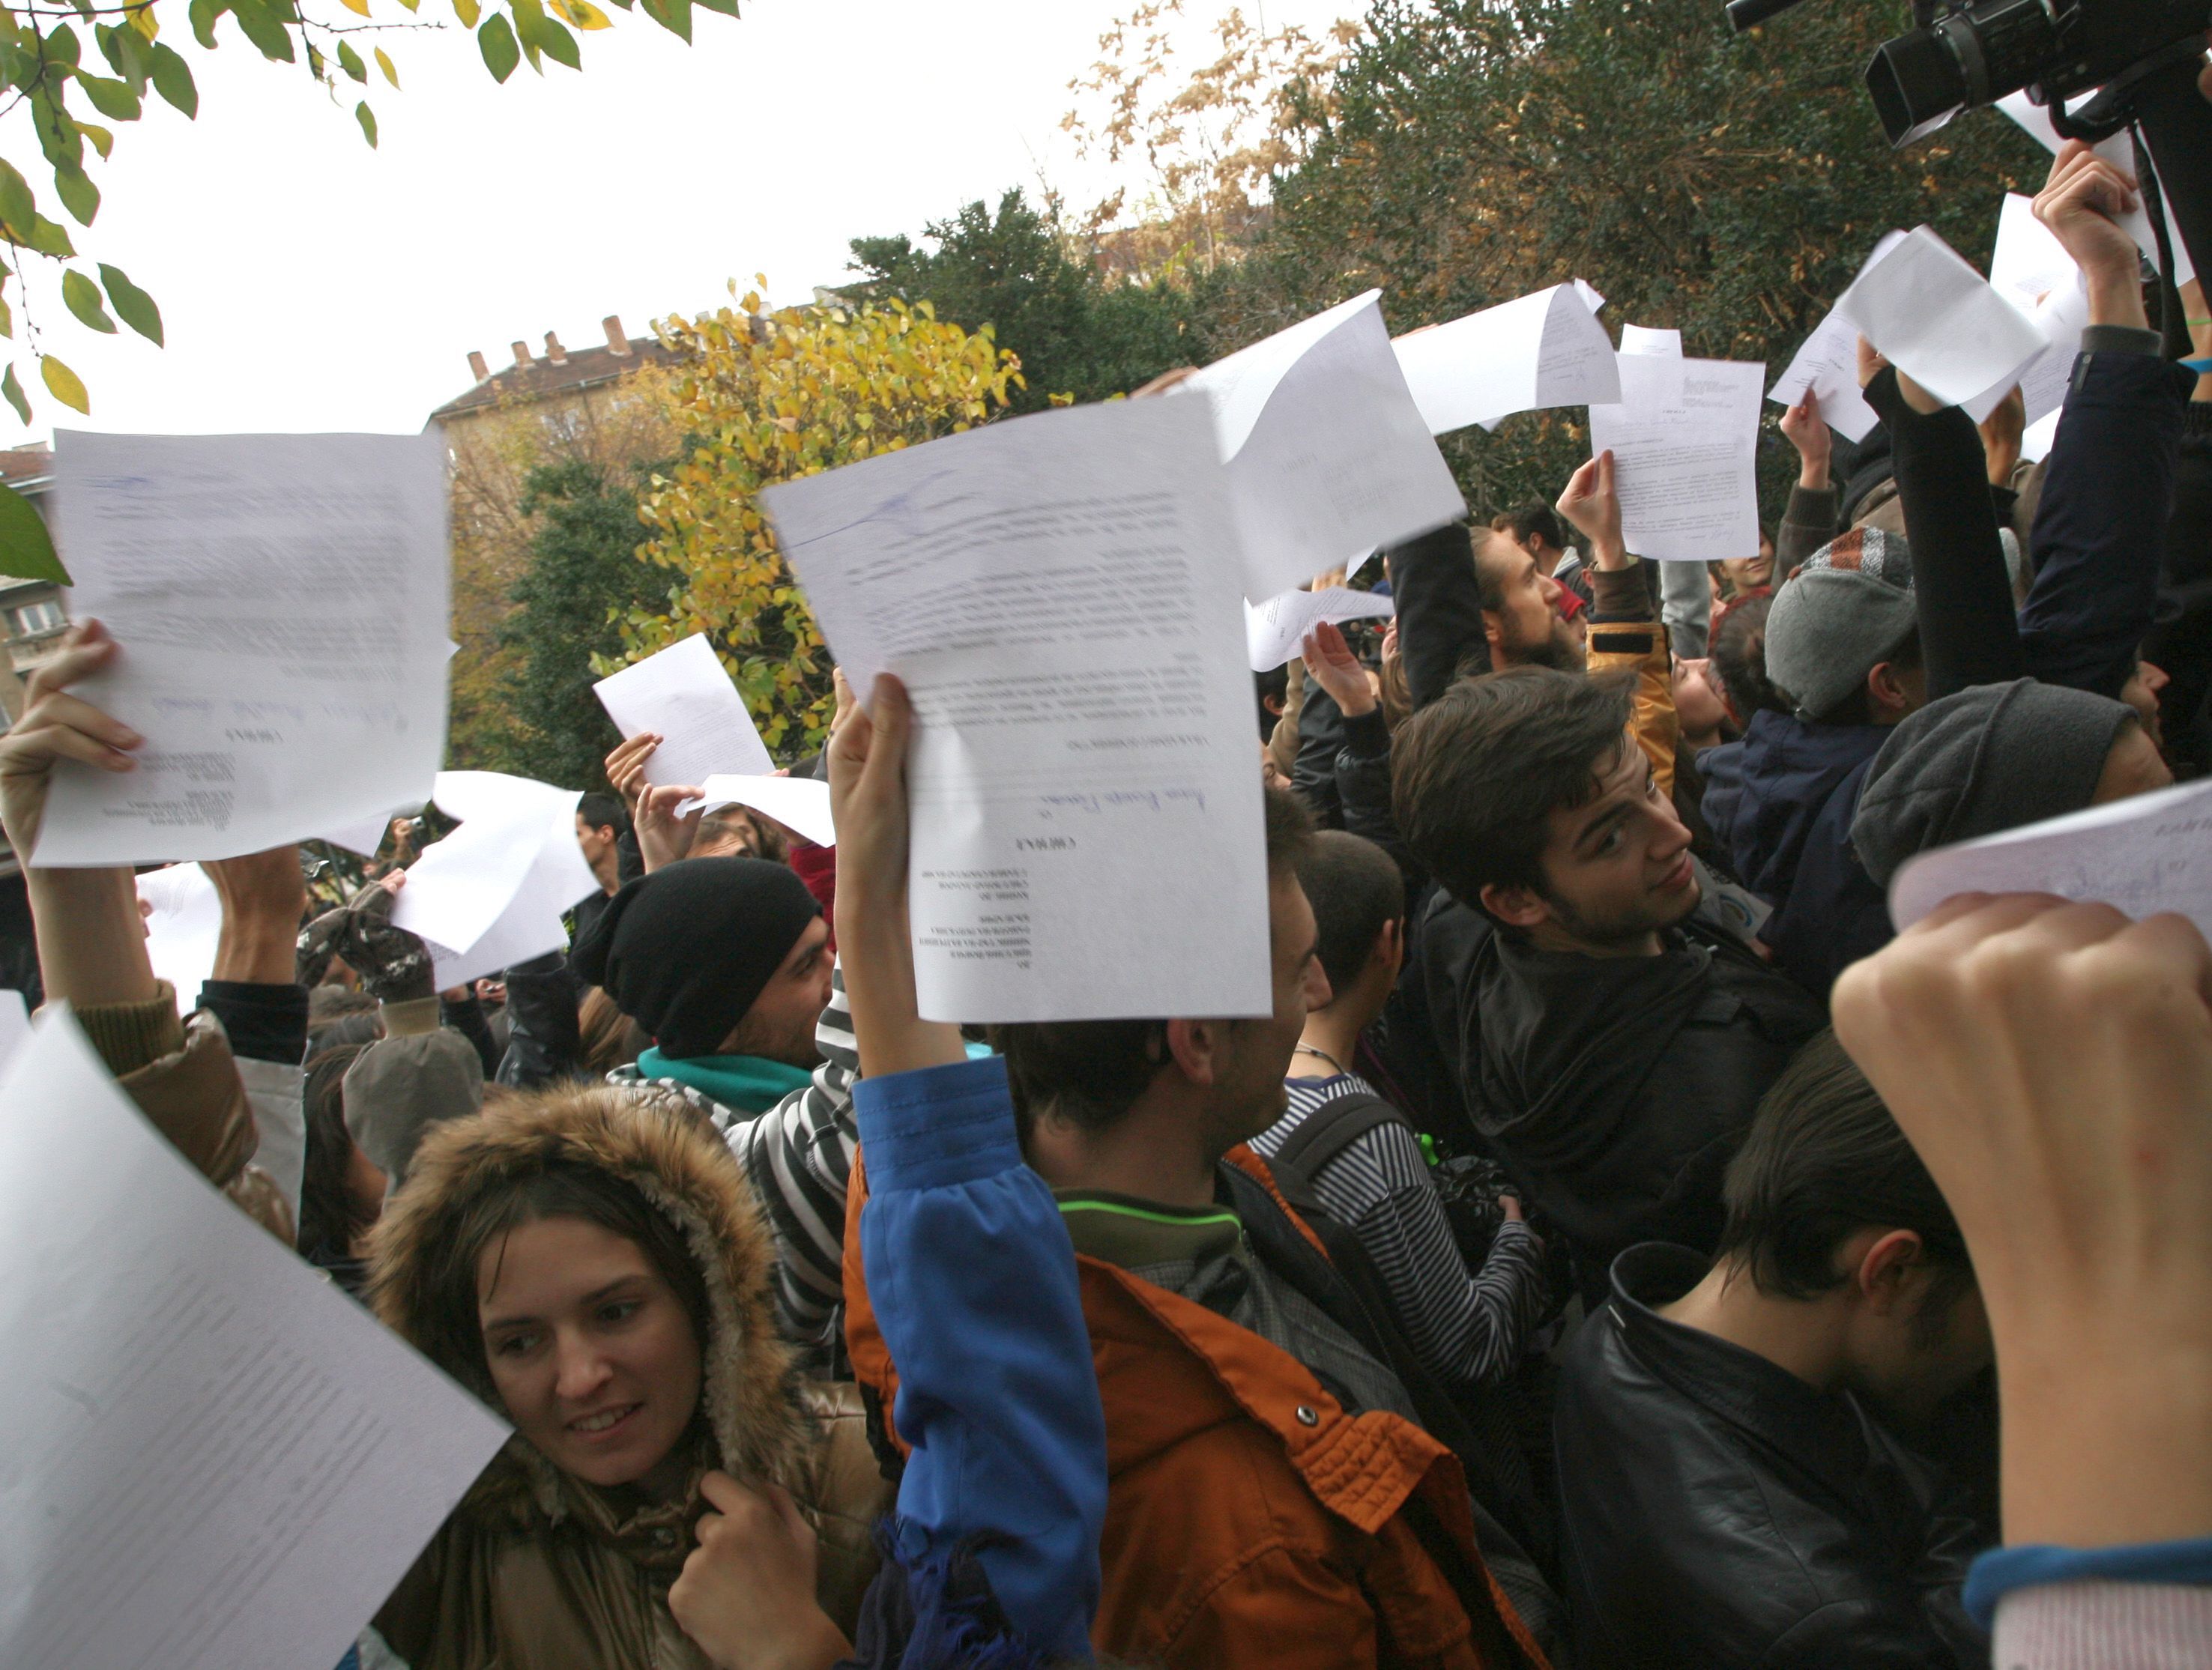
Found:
[1590,536,1631,571]
[2085,268,2150,332]
[1986,447,2021,486]
[1998,1338,2212,1546]
[749,1609,849,1670]
[28,865,162,1005]
[1797,460,1830,491]
[1332,681,1377,718]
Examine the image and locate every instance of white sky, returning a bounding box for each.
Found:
[1,0,1353,444]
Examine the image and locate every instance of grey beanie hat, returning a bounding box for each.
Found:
[342,1007,485,1192]
[1765,527,1918,721]
[1851,677,2135,886]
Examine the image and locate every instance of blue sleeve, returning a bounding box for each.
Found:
[1965,1536,2212,1628]
[855,1056,1106,1663]
[2020,347,2192,698]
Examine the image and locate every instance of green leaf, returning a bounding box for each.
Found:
[73,72,139,122]
[229,0,294,61]
[188,0,226,49]
[0,294,13,339]
[336,37,366,80]
[97,19,150,88]
[0,363,27,426]
[53,160,97,226]
[0,481,67,582]
[44,23,81,66]
[641,0,689,41]
[374,44,399,86]
[75,120,114,160]
[510,0,546,69]
[28,214,74,257]
[62,267,115,331]
[692,0,734,15]
[40,354,88,414]
[453,0,480,24]
[99,262,160,344]
[354,100,376,147]
[477,12,518,80]
[149,42,197,116]
[0,159,35,243]
[30,88,85,174]
[534,13,577,67]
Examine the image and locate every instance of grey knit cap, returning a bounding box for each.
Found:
[1850,677,2135,886]
[1765,527,1918,721]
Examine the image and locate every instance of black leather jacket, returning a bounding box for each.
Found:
[1553,1244,1989,1669]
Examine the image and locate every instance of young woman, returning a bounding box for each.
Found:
[365,1080,886,1669]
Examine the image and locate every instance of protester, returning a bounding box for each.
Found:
[297,1042,381,1295]
[1553,1029,1992,1668]
[1493,500,1589,608]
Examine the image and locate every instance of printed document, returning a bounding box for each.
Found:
[1391,283,1619,435]
[1244,585,1395,673]
[0,1012,509,1670]
[1835,226,2049,409]
[764,396,1271,1023]
[38,431,449,866]
[1588,355,1765,562]
[1175,291,1465,601]
[1891,777,2212,940]
[594,631,774,787]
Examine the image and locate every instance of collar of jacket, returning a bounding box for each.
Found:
[1057,1189,1243,1271]
[635,1046,814,1115]
[1604,1241,1872,1501]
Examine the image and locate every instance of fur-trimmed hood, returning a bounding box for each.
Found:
[366,1083,812,1517]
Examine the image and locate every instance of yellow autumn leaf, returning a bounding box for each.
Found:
[41,354,88,414]
[338,0,370,15]
[553,0,613,27]
[375,46,399,85]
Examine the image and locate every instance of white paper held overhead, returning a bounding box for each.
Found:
[1244,585,1395,673]
[136,862,223,1012]
[682,774,838,848]
[1175,291,1466,600]
[1835,226,2051,410]
[1391,284,1619,436]
[0,1011,509,1670]
[38,431,450,867]
[1767,230,1909,445]
[593,632,774,789]
[764,396,1271,1024]
[1618,323,1683,358]
[1588,356,1766,563]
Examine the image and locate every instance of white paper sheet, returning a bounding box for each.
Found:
[1834,226,2051,411]
[1891,776,2212,939]
[1174,292,1466,601]
[1391,284,1621,436]
[319,815,399,858]
[40,431,448,867]
[136,862,222,1009]
[1970,193,2094,431]
[1767,231,1910,445]
[1996,91,2163,266]
[0,987,28,1068]
[764,396,1271,1023]
[0,1010,509,1670]
[392,773,601,987]
[1574,279,1607,315]
[1243,585,1396,672]
[681,774,838,847]
[1619,323,1683,358]
[593,632,774,789]
[1587,355,1765,563]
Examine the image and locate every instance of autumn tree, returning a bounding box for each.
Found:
[614,287,1021,753]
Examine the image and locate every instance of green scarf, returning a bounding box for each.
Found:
[636,1046,812,1114]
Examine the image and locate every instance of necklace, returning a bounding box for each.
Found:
[1293,1044,1347,1075]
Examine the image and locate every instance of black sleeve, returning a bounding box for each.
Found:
[1335,707,1422,890]
[615,827,646,888]
[439,992,503,1079]
[2142,402,2212,765]
[1386,524,1487,712]
[1864,366,2024,702]
[1291,682,1347,827]
[495,951,584,1089]
[196,979,309,1065]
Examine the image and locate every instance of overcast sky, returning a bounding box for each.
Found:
[0,0,1353,445]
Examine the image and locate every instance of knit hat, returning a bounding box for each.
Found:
[1764,527,1918,721]
[570,856,822,1059]
[1850,677,2135,886]
[342,1023,485,1192]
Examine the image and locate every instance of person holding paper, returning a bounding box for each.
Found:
[832,674,1559,1669]
[364,1078,887,1667]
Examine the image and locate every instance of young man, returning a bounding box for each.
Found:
[832,676,1556,1670]
[1553,1030,1992,1669]
[1494,500,1587,605]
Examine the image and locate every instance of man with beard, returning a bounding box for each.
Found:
[1552,1029,1992,1669]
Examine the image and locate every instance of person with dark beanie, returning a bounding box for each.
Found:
[1850,679,2172,890]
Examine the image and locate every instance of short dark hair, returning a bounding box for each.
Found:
[1296,830,1403,997]
[1711,593,1790,723]
[993,785,1314,1139]
[1391,666,1633,910]
[577,791,626,838]
[1812,623,1924,727]
[1496,500,1565,552]
[1717,1030,1971,1334]
[1254,665,1290,742]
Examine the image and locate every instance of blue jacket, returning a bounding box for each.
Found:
[851,1056,1107,1667]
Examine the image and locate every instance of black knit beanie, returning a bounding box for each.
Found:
[1851,677,2135,887]
[571,856,822,1059]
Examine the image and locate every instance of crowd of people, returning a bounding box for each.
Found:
[7,127,2212,1670]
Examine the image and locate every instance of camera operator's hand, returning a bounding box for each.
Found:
[2034,139,2148,332]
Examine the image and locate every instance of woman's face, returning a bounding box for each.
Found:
[1673,656,1729,739]
[1722,535,1776,593]
[477,1215,704,1497]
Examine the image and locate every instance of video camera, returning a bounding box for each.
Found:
[1725,0,2212,294]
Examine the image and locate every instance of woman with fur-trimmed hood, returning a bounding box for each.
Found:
[365,1080,883,1670]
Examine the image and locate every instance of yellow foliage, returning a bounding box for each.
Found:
[617,294,1020,753]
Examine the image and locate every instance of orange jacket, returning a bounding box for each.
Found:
[1585,561,1681,800]
[845,1146,1549,1670]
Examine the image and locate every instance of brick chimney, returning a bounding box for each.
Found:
[603,315,630,357]
[545,330,567,364]
[511,340,532,369]
[467,349,489,382]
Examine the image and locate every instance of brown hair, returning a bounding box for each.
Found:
[578,985,650,1076]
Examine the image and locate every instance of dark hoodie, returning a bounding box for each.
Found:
[1414,891,1825,1290]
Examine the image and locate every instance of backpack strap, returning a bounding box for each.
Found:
[1266,1090,1413,1186]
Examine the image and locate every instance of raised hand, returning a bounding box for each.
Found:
[1780,390,1831,491]
[604,731,660,814]
[0,618,141,859]
[635,783,704,874]
[205,847,309,984]
[1556,450,1628,569]
[1978,385,2025,486]
[1301,621,1377,718]
[2034,139,2148,330]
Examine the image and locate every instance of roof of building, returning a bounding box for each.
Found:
[429,336,680,423]
[0,444,52,485]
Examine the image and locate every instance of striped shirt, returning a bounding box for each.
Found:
[1249,1072,1550,1392]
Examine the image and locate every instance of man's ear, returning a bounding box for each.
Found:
[1852,1227,1926,1315]
[1867,659,1915,721]
[1478,882,1550,933]
[1263,694,1287,718]
[1481,608,1506,653]
[1163,1017,1224,1087]
[1374,916,1405,981]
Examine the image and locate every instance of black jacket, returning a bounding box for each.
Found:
[1555,1244,1989,1670]
[1412,894,1825,1286]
